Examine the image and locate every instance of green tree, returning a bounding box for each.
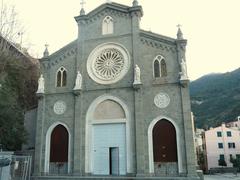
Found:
[0,1,38,151]
[0,54,27,150]
[218,158,227,167]
[230,156,240,171]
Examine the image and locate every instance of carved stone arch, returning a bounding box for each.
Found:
[85,94,133,174]
[56,66,67,87]
[44,122,71,173]
[153,55,167,78]
[148,116,183,174]
[102,16,114,35]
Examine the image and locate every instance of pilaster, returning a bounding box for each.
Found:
[33,95,45,175]
[73,92,83,175]
[180,85,198,177]
[134,86,146,176]
[75,15,88,72]
[130,5,146,176]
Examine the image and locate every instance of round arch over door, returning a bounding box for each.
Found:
[85,94,133,175]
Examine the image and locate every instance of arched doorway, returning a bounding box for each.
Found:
[45,123,70,174]
[153,120,178,175]
[49,125,69,174]
[148,117,182,175]
[85,95,132,175]
[153,120,177,163]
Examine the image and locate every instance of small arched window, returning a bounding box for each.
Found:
[153,55,167,78]
[102,16,114,35]
[161,59,167,77]
[154,60,160,78]
[56,67,67,87]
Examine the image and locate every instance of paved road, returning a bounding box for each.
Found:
[204,173,240,180]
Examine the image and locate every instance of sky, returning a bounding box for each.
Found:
[4,0,240,80]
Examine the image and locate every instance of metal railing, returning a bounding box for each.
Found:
[0,155,31,180]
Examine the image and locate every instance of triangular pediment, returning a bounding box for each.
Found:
[75,2,143,22]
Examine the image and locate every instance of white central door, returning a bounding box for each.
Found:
[92,123,126,175]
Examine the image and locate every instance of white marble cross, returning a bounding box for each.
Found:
[80,0,86,9]
[177,24,182,28]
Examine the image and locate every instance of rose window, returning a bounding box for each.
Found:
[87,43,130,84]
[94,48,124,80]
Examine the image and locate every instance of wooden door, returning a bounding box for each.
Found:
[153,119,177,162]
[50,125,69,163]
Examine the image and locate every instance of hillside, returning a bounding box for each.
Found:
[190,68,240,128]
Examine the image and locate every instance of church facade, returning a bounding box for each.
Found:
[33,1,199,179]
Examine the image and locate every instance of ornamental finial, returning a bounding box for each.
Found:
[177,24,183,40]
[80,0,86,15]
[43,44,49,57]
[132,0,139,6]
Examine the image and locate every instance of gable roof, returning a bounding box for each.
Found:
[75,2,143,22]
[140,30,177,45]
[41,39,77,60]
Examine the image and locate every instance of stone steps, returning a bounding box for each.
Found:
[31,175,200,180]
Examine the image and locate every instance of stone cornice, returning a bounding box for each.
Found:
[75,3,143,25]
[140,30,176,44]
[140,31,177,53]
[86,33,131,42]
[40,40,77,69]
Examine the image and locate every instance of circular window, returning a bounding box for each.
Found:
[53,101,66,115]
[87,43,130,84]
[154,92,170,109]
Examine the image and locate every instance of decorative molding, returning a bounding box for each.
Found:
[42,48,77,70]
[140,37,176,53]
[83,9,130,25]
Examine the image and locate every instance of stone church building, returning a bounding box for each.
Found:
[32,0,199,179]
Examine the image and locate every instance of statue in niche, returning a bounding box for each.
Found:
[73,71,82,90]
[133,64,141,84]
[36,74,45,94]
[180,58,188,80]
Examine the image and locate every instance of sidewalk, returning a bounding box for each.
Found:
[204,173,240,180]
